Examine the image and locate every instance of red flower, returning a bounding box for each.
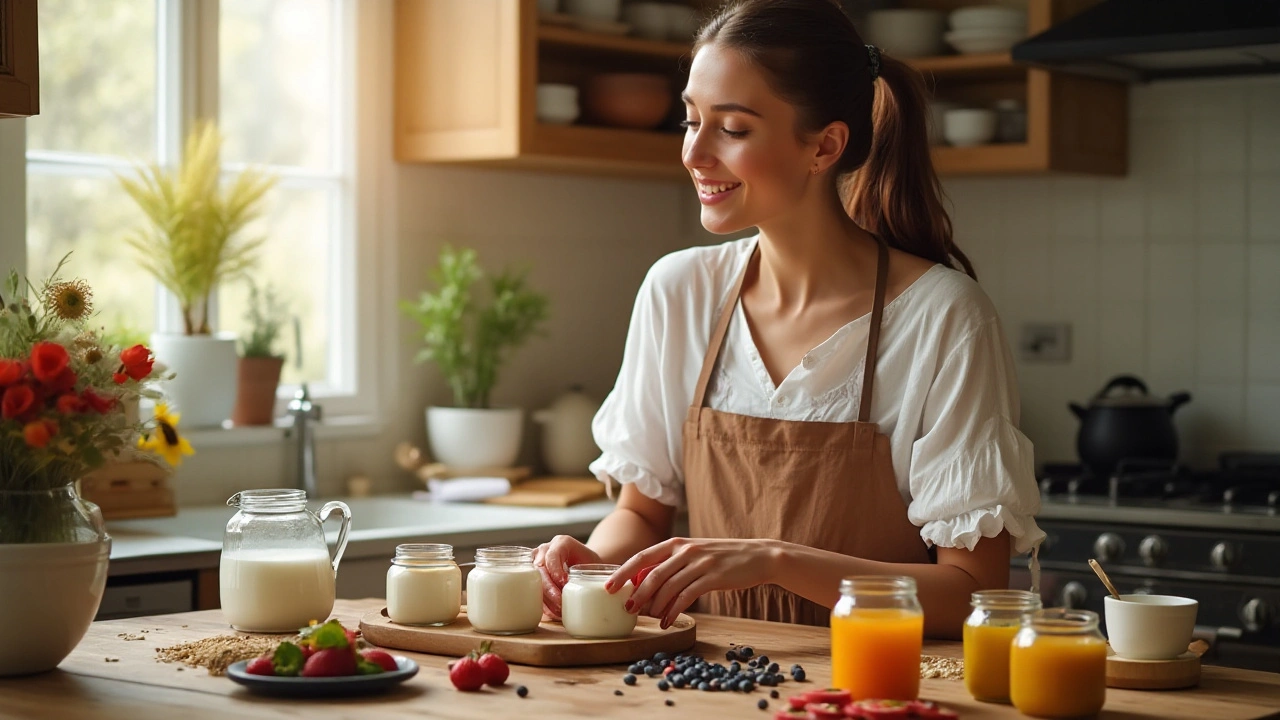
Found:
[30,342,70,384]
[2,384,36,420]
[0,359,22,386]
[56,394,87,414]
[113,372,128,385]
[81,387,117,414]
[23,419,57,448]
[44,367,77,395]
[117,344,155,381]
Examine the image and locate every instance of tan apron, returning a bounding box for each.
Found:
[682,240,933,627]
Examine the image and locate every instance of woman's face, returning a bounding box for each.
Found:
[681,43,818,235]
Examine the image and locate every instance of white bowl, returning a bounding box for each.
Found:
[945,28,1024,54]
[949,6,1027,33]
[536,83,580,125]
[928,100,960,145]
[943,108,997,147]
[864,9,946,58]
[564,0,621,22]
[622,2,668,40]
[664,4,698,41]
[1104,594,1199,661]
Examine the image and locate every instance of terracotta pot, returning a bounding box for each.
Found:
[231,356,284,426]
[584,73,672,130]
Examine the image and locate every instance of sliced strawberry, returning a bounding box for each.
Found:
[848,700,911,719]
[775,710,809,720]
[301,647,358,677]
[805,703,846,720]
[789,695,812,710]
[841,704,867,719]
[360,649,398,673]
[244,656,275,676]
[907,700,958,719]
[807,688,852,705]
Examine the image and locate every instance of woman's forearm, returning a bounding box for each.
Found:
[587,506,671,565]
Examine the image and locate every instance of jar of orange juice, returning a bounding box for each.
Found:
[1010,609,1107,718]
[831,576,924,701]
[963,589,1041,703]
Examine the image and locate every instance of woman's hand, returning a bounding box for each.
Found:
[608,538,779,629]
[534,535,603,620]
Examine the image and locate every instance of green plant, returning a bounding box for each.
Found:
[401,247,549,409]
[238,280,289,359]
[118,120,276,335]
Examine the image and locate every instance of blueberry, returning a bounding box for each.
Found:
[660,659,672,668]
[768,662,780,674]
[628,663,643,674]
[725,649,739,662]
[757,699,769,710]
[614,689,624,696]
[793,668,806,682]
[516,685,529,698]
[790,664,802,673]
[698,682,711,692]
[624,674,637,686]
[709,679,721,690]
[658,680,670,691]
[729,661,741,673]
[646,666,662,677]
[747,659,759,669]
[740,646,754,658]
[740,679,755,692]
[655,652,670,662]
[770,689,780,699]
[671,674,687,689]
[756,655,769,666]
[665,699,675,707]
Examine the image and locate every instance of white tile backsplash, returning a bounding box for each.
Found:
[945,75,1280,465]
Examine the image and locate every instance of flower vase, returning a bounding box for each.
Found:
[149,332,238,428]
[0,485,111,676]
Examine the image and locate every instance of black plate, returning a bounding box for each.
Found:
[226,656,419,697]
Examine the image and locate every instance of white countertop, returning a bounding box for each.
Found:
[106,494,618,576]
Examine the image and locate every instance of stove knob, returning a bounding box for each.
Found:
[1061,581,1088,610]
[1093,533,1125,563]
[1240,598,1273,634]
[1138,535,1168,567]
[1210,542,1238,571]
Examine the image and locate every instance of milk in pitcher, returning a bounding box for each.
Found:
[220,548,336,632]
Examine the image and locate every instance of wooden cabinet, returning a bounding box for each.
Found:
[0,0,39,118]
[393,0,1126,178]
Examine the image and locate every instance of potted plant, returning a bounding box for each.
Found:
[118,120,275,428]
[0,259,191,676]
[401,246,549,469]
[231,280,288,426]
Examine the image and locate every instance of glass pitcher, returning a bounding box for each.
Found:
[220,489,351,632]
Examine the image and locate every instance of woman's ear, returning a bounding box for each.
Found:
[812,121,849,175]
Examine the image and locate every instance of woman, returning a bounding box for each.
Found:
[535,0,1043,639]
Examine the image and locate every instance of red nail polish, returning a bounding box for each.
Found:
[624,599,634,611]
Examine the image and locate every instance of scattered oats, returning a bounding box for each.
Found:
[117,633,146,641]
[181,625,188,628]
[104,657,119,663]
[920,655,964,681]
[156,634,289,676]
[141,630,149,633]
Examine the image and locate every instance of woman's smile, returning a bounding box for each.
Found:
[696,179,743,204]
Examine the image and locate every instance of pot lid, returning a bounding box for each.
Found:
[1090,393,1171,408]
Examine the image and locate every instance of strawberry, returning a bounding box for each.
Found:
[245,655,276,676]
[301,647,358,677]
[804,703,845,720]
[450,655,486,691]
[475,641,509,686]
[807,689,852,706]
[632,565,657,587]
[361,649,398,673]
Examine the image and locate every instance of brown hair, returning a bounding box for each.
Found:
[695,0,975,279]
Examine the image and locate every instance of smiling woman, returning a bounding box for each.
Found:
[535,0,1043,643]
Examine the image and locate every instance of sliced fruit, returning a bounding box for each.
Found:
[806,688,852,705]
[805,703,846,720]
[907,700,959,719]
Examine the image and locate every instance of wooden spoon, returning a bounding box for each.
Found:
[1089,558,1122,600]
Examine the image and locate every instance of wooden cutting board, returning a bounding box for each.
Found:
[483,477,607,507]
[1106,651,1201,690]
[360,607,695,667]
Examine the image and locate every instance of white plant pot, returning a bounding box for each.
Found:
[150,332,238,428]
[426,406,524,469]
[0,539,111,676]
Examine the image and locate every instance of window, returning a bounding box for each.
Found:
[25,0,366,417]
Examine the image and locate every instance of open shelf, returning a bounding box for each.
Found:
[537,24,691,61]
[931,142,1040,175]
[907,52,1026,82]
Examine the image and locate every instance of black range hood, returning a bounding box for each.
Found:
[1011,0,1280,82]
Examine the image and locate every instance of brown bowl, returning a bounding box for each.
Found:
[583,73,672,130]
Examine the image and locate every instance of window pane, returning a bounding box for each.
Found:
[26,172,157,338]
[27,0,156,160]
[219,184,333,387]
[219,0,335,170]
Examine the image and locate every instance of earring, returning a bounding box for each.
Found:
[811,165,820,175]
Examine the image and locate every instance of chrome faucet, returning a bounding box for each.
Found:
[287,382,321,498]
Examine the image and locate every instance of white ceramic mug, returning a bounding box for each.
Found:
[1104,594,1199,660]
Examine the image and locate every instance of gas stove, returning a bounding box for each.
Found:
[1011,452,1280,673]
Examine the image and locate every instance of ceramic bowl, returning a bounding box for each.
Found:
[943,108,997,147]
[584,73,672,129]
[949,5,1027,33]
[622,2,668,40]
[928,100,960,146]
[945,28,1024,54]
[537,83,580,125]
[1105,594,1199,660]
[864,9,946,58]
[564,0,621,22]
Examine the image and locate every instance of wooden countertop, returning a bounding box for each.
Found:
[2,599,1278,720]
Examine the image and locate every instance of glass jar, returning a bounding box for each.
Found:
[220,489,351,633]
[964,589,1042,703]
[386,543,461,627]
[561,564,636,639]
[831,576,924,701]
[466,546,543,636]
[1010,609,1108,718]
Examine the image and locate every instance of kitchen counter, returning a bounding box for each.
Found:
[3,599,1278,719]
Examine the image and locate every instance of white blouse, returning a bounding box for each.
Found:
[589,236,1045,555]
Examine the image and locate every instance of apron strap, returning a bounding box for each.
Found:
[691,245,756,411]
[858,239,890,423]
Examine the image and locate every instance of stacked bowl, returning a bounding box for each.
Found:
[945,5,1027,54]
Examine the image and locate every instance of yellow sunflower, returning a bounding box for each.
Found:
[43,279,94,321]
[138,403,195,466]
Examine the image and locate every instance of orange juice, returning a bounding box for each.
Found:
[1010,633,1107,718]
[831,608,924,701]
[963,622,1019,702]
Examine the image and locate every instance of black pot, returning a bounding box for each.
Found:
[1069,375,1192,478]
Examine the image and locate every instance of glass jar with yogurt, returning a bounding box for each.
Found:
[561,564,636,639]
[386,543,461,627]
[466,546,544,635]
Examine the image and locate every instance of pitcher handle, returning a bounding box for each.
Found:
[318,501,352,575]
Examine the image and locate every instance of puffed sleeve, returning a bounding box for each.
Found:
[906,318,1045,555]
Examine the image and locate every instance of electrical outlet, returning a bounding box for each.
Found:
[1019,322,1072,363]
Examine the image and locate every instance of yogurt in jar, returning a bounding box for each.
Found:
[466,546,543,635]
[561,564,636,639]
[386,544,461,626]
